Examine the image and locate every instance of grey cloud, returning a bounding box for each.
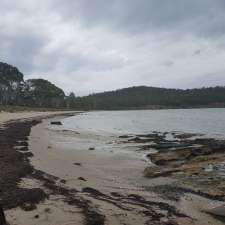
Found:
[162,60,174,67]
[193,50,202,56]
[183,72,225,88]
[0,0,225,95]
[0,31,47,74]
[54,0,225,38]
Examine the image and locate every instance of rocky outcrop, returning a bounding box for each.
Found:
[120,132,225,201]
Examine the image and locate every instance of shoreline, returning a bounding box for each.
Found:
[80,106,225,111]
[1,112,225,225]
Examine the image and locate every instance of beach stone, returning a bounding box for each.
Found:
[78,177,87,181]
[34,214,39,219]
[50,121,62,125]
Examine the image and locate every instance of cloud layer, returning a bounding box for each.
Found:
[0,0,225,95]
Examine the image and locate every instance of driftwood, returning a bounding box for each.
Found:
[0,205,6,225]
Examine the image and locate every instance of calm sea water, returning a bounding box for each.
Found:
[61,108,225,139]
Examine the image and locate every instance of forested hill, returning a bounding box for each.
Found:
[0,62,69,108]
[74,86,225,110]
[1,61,225,110]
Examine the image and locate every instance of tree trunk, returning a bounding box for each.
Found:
[0,205,6,225]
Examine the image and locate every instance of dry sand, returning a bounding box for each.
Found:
[1,112,224,225]
[0,111,77,123]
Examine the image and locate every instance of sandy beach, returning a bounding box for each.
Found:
[0,112,225,225]
[1,1,225,224]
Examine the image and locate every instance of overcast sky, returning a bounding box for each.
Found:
[0,0,225,95]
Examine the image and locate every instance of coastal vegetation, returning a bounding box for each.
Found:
[1,61,225,110]
[0,62,75,109]
[74,86,225,110]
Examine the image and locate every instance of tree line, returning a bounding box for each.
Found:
[1,62,225,110]
[73,86,225,110]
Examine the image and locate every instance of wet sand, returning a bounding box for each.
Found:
[1,113,225,225]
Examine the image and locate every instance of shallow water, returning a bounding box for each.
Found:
[61,108,225,139]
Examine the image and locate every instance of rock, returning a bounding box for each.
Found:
[148,150,191,166]
[78,177,87,181]
[74,163,82,166]
[128,137,153,143]
[0,205,6,225]
[51,121,62,125]
[204,164,214,172]
[205,204,225,217]
[150,142,190,150]
[60,179,67,184]
[161,218,179,225]
[89,147,95,151]
[34,214,39,219]
[137,133,161,138]
[82,187,105,196]
[174,133,197,139]
[44,208,51,213]
[119,135,131,138]
[148,146,212,166]
[143,166,180,178]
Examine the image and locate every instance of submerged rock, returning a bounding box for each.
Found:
[143,166,180,178]
[118,135,131,138]
[50,121,62,125]
[149,142,190,150]
[129,137,153,143]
